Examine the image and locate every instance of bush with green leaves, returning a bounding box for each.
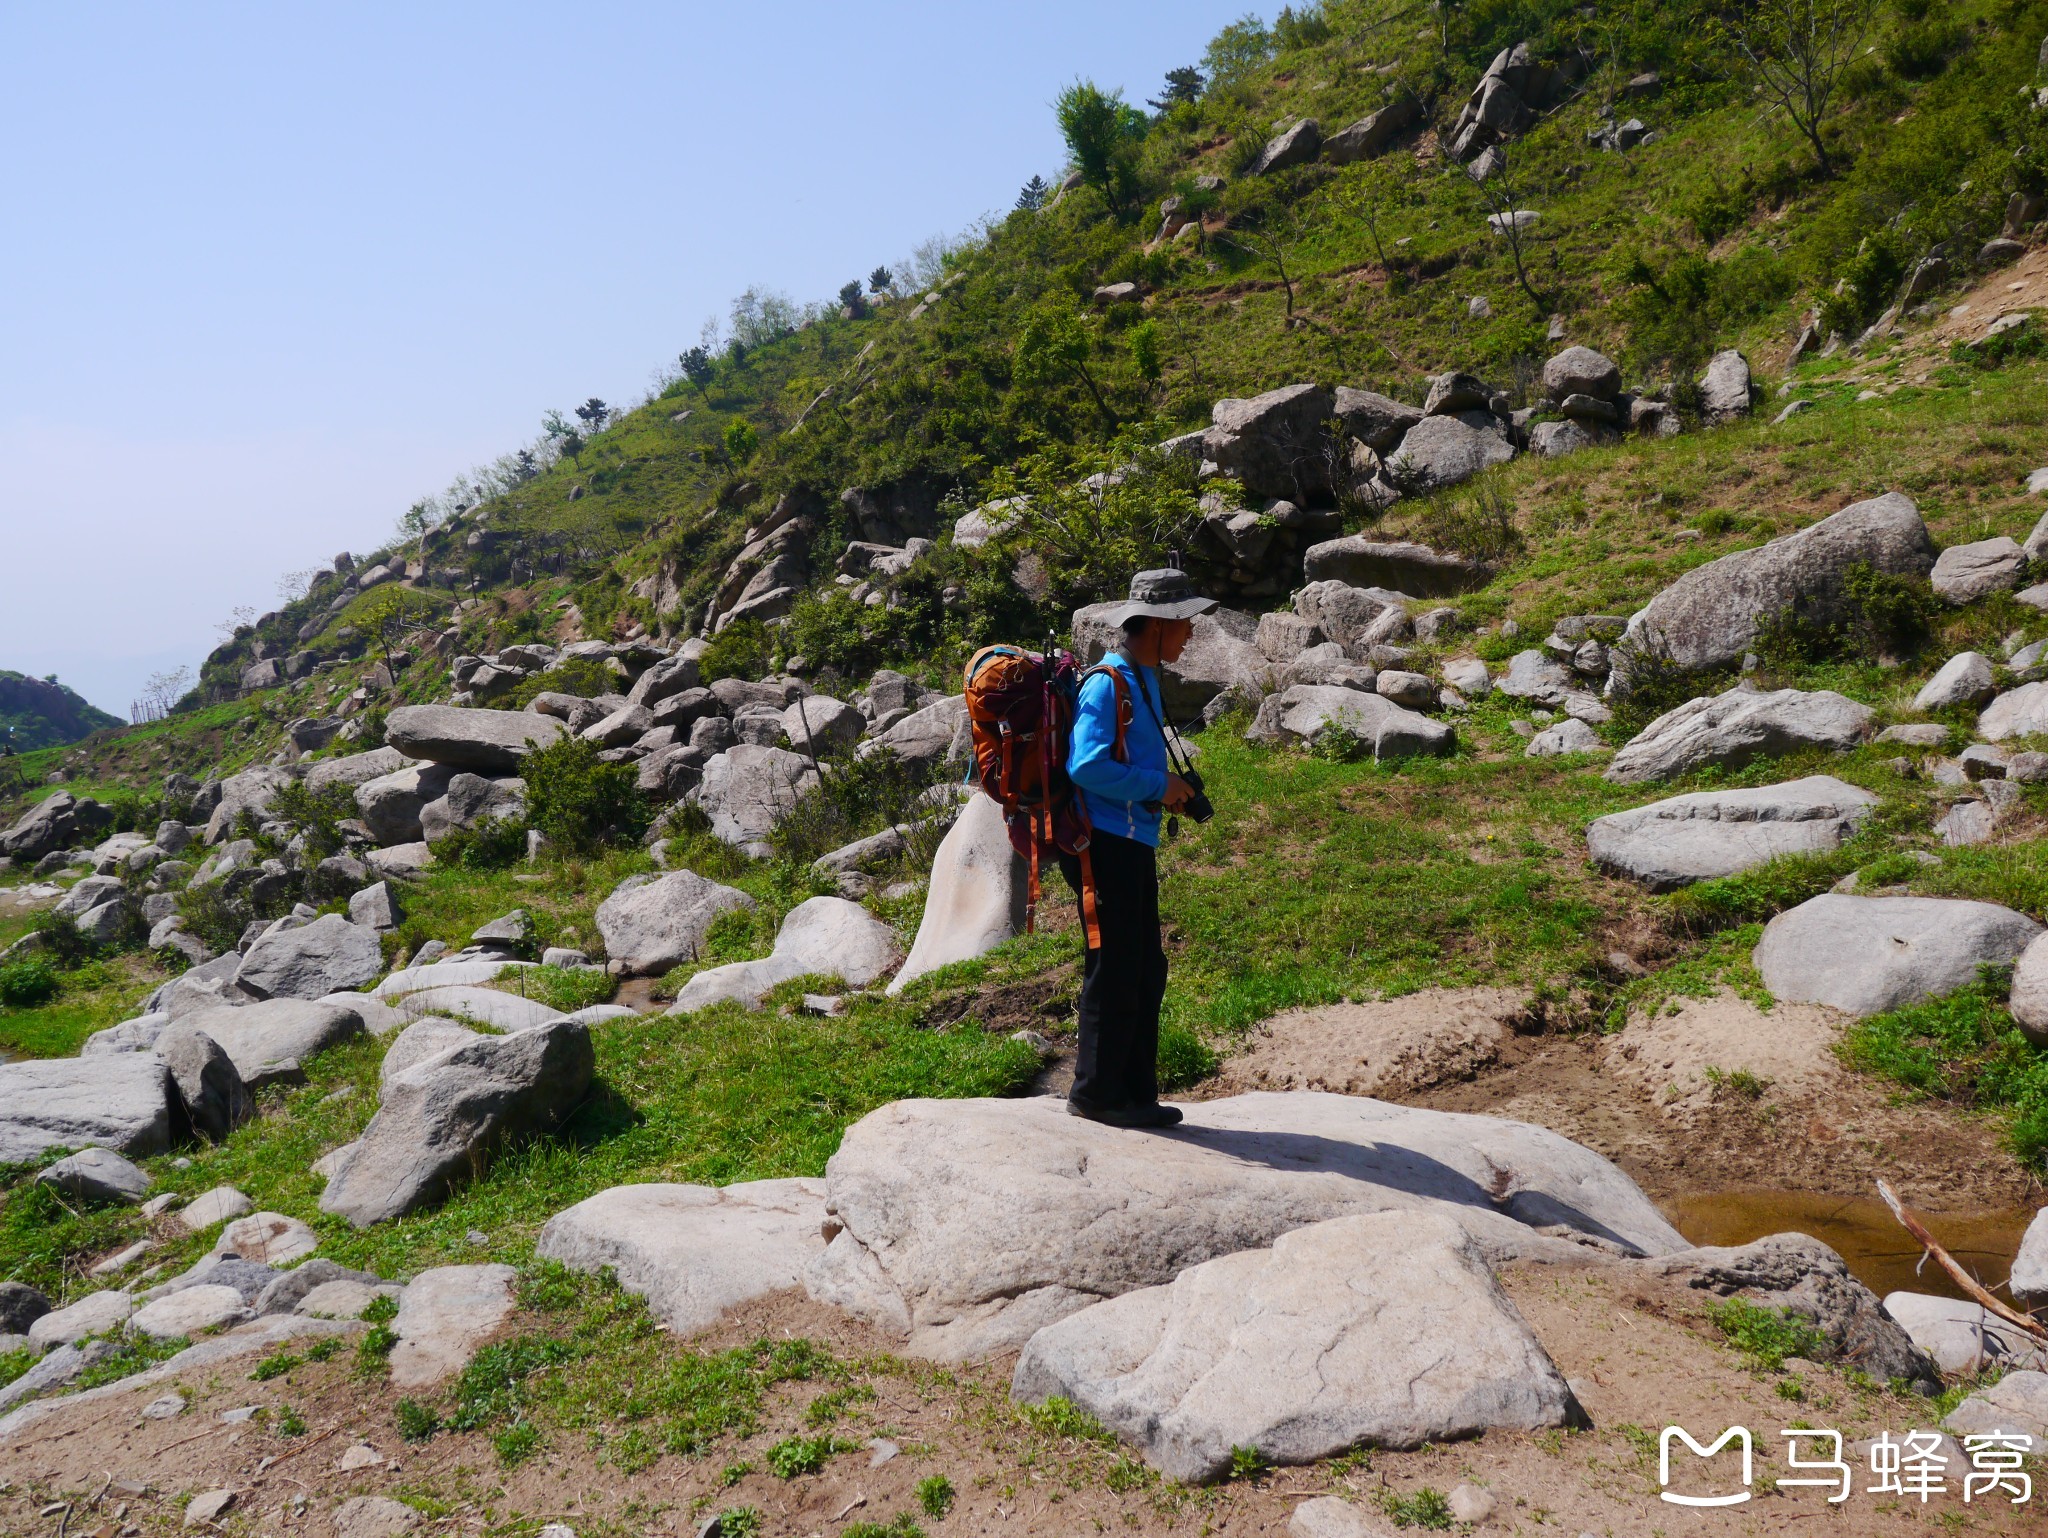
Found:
[768,748,941,868]
[521,737,648,855]
[267,780,361,862]
[433,814,529,871]
[915,1474,955,1518]
[1753,562,1939,670]
[699,617,773,684]
[0,957,58,1008]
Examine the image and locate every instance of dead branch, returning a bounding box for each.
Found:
[1876,1178,2047,1340]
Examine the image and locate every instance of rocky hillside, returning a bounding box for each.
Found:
[4,4,2048,1534]
[0,671,119,755]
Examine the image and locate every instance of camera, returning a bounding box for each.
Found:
[1179,767,1214,824]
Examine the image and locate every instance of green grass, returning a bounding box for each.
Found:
[1838,981,2048,1169]
[1378,1486,1454,1530]
[1705,1298,1830,1371]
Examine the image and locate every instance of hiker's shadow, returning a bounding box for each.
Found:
[1164,1124,1648,1255]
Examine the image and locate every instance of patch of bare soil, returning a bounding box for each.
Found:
[1206,987,1532,1099]
[5,1269,2036,1538]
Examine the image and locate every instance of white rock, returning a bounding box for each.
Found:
[594,871,756,976]
[1586,776,1879,891]
[388,1263,518,1387]
[1881,1292,2047,1374]
[887,793,1028,995]
[317,991,408,1037]
[174,998,365,1088]
[37,1147,151,1204]
[398,985,565,1032]
[1245,686,1455,756]
[804,1092,1686,1361]
[1441,656,1491,697]
[1754,895,2041,1016]
[1942,1370,2048,1444]
[1931,537,2027,604]
[209,1212,320,1267]
[1525,718,1604,757]
[1011,1211,1576,1483]
[27,1289,133,1348]
[184,1489,237,1528]
[687,744,822,858]
[670,897,901,1013]
[1914,652,1997,711]
[537,1179,828,1335]
[1979,680,2048,740]
[1288,1496,1387,1538]
[331,1495,420,1538]
[1447,1484,1498,1524]
[177,1186,255,1232]
[374,959,538,998]
[0,1054,176,1164]
[2012,1207,2048,1308]
[129,1283,250,1339]
[1606,687,1873,784]
[295,1280,402,1319]
[234,914,383,1001]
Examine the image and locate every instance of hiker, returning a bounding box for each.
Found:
[1060,568,1211,1129]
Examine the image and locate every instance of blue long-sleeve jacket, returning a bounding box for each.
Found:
[1068,654,1170,846]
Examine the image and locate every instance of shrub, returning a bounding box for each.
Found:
[433,815,529,870]
[395,1398,441,1440]
[175,879,262,957]
[522,737,648,854]
[768,749,941,867]
[766,1433,847,1478]
[267,781,361,862]
[0,957,58,1008]
[1705,1298,1829,1369]
[916,1474,955,1518]
[699,618,773,684]
[1753,562,1939,668]
[1378,1486,1454,1529]
[1158,1022,1219,1089]
[499,657,617,710]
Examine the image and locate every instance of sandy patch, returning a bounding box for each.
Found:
[1606,990,1848,1116]
[1211,986,1530,1098]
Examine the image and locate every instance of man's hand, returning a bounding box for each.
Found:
[1163,774,1196,811]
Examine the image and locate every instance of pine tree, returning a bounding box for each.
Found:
[1148,66,1204,112]
[1016,174,1051,212]
[868,265,893,293]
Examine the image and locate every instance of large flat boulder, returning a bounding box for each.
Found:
[0,1056,175,1164]
[1587,776,1880,891]
[858,695,973,775]
[1617,492,1935,674]
[383,704,567,774]
[888,794,1029,995]
[688,744,821,858]
[303,745,415,794]
[1942,1370,2048,1444]
[1301,537,1491,596]
[1011,1210,1576,1483]
[234,914,383,1000]
[1383,412,1515,492]
[669,896,901,1013]
[388,1264,517,1388]
[802,1092,1687,1361]
[398,986,564,1033]
[1754,895,2042,1016]
[1245,686,1454,757]
[594,871,756,976]
[0,791,110,861]
[1606,687,1873,784]
[537,1179,829,1335]
[175,998,366,1087]
[318,1018,594,1226]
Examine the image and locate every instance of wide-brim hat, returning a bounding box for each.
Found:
[1105,567,1217,626]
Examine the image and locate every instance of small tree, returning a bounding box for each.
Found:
[1015,175,1051,213]
[1730,0,1876,177]
[1129,320,1162,384]
[1014,304,1119,428]
[141,666,192,719]
[358,586,433,671]
[837,280,867,316]
[1462,149,1549,314]
[678,345,714,396]
[868,265,893,293]
[1148,66,1205,112]
[1219,208,1310,328]
[574,397,610,434]
[513,448,539,482]
[1054,80,1145,218]
[1202,15,1274,89]
[724,418,759,463]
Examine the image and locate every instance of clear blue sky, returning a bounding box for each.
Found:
[0,2,1254,717]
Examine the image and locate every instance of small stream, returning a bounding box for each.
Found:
[1662,1189,2036,1305]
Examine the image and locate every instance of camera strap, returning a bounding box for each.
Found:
[1122,655,1197,779]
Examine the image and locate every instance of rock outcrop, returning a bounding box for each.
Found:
[1587,776,1879,890]
[1606,688,1873,783]
[1246,687,1455,757]
[0,1056,176,1164]
[888,793,1029,994]
[1754,895,2042,1016]
[803,1092,1686,1360]
[1011,1210,1577,1483]
[1616,493,1936,675]
[384,704,567,773]
[669,897,902,1012]
[594,870,756,975]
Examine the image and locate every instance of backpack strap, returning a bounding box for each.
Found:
[1079,662,1133,764]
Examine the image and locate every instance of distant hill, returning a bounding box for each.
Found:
[0,671,121,752]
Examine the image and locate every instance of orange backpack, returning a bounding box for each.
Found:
[962,643,1130,945]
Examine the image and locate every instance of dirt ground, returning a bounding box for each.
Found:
[4,1264,2040,1538]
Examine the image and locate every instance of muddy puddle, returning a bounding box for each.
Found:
[1664,1188,2037,1305]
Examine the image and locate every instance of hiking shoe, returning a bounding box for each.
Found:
[1134,1103,1184,1128]
[1067,1098,1183,1129]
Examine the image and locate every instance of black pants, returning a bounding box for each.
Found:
[1059,830,1167,1110]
